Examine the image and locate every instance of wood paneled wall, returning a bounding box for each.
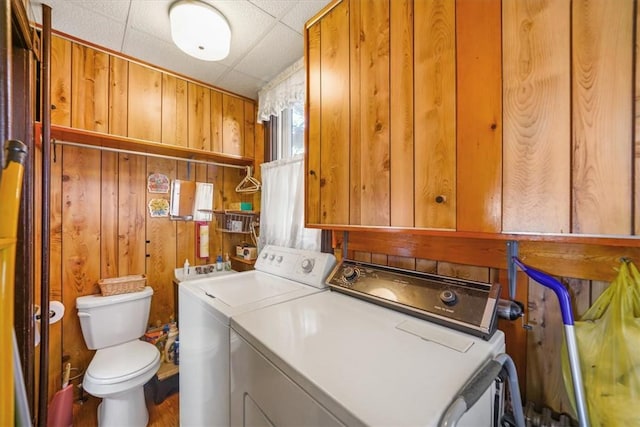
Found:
[47,34,263,393]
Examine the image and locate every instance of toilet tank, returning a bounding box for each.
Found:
[76,287,153,350]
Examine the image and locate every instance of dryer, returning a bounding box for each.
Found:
[230,259,506,426]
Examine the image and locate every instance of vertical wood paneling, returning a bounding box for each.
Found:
[71,43,108,131]
[211,91,223,152]
[503,1,571,233]
[118,154,146,276]
[100,152,118,278]
[128,63,162,141]
[44,146,60,401]
[244,101,256,159]
[390,0,414,227]
[146,159,177,325]
[177,79,189,147]
[108,56,128,137]
[526,279,574,415]
[306,21,322,224]
[456,0,502,233]
[188,83,211,151]
[349,0,362,224]
[48,37,68,398]
[104,55,127,278]
[50,35,71,126]
[175,164,195,268]
[636,2,640,235]
[388,256,415,270]
[161,75,189,147]
[358,0,390,226]
[321,0,350,224]
[437,262,490,282]
[62,147,102,379]
[222,94,244,155]
[413,0,456,229]
[572,0,633,234]
[208,164,224,260]
[161,74,177,144]
[252,122,265,212]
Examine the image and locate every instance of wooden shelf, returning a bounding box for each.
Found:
[230,256,256,265]
[39,123,254,167]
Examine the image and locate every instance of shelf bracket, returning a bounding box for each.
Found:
[506,240,519,299]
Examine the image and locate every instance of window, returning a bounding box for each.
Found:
[275,102,305,160]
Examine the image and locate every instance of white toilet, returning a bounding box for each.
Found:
[76,287,161,426]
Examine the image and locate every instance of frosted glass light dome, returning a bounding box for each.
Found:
[170,0,231,61]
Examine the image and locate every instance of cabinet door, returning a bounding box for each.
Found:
[306,0,350,225]
[414,0,456,229]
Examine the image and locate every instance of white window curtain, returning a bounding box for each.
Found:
[257,58,304,123]
[258,155,320,251]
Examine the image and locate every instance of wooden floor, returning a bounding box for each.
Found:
[73,391,179,426]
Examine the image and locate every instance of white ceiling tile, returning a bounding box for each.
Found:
[281,0,331,34]
[216,69,266,100]
[234,23,302,82]
[122,27,228,84]
[74,0,132,23]
[248,0,296,18]
[45,1,127,51]
[128,0,173,44]
[208,0,277,66]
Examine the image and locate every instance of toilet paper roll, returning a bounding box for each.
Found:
[47,301,65,324]
[34,301,65,347]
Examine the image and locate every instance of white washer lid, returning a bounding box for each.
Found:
[87,340,159,384]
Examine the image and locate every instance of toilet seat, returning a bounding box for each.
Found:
[86,340,160,385]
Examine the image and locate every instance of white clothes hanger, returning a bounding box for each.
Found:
[235,166,261,194]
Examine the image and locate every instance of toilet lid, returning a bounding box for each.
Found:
[87,340,159,384]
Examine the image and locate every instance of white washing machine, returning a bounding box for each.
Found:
[230,259,506,426]
[178,245,336,427]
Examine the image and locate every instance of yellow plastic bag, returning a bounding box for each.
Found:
[562,260,640,426]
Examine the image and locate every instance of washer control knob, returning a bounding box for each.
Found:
[269,254,275,261]
[261,252,268,259]
[276,256,283,263]
[439,290,457,306]
[301,258,314,273]
[342,266,358,282]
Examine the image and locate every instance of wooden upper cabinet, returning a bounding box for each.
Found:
[306,0,489,230]
[128,63,162,142]
[222,94,245,156]
[71,43,109,132]
[49,34,258,160]
[187,82,211,151]
[306,0,351,225]
[306,0,639,239]
[50,36,71,126]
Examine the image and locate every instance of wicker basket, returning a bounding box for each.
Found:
[98,274,146,296]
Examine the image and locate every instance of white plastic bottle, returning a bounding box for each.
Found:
[216,255,223,271]
[183,259,190,275]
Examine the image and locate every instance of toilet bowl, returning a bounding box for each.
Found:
[83,340,161,426]
[76,287,160,426]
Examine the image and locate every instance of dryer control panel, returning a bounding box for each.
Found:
[326,260,501,340]
[255,245,337,289]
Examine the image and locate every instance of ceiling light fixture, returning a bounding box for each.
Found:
[169,0,231,61]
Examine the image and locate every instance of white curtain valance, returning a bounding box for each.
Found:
[257,58,305,123]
